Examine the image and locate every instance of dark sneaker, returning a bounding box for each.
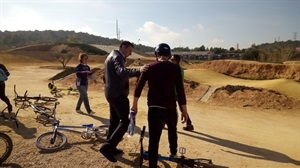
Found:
[183,125,194,131]
[112,148,123,155]
[99,144,117,162]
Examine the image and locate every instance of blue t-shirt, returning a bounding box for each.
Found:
[75,63,91,86]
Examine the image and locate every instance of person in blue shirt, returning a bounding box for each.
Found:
[75,53,97,115]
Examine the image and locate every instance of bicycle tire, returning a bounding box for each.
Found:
[40,97,58,102]
[36,131,67,152]
[0,133,13,165]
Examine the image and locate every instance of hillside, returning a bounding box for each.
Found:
[188,60,300,82]
[1,44,299,110]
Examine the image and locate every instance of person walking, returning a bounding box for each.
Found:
[75,53,97,115]
[131,43,189,168]
[99,41,148,162]
[171,54,194,131]
[0,64,12,113]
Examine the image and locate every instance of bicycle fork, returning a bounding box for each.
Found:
[50,126,58,144]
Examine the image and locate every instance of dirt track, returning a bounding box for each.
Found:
[0,61,300,168]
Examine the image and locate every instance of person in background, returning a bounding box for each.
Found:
[131,43,189,168]
[99,41,148,162]
[170,54,194,131]
[75,53,97,115]
[0,64,12,113]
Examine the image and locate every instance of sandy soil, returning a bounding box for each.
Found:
[0,59,300,168]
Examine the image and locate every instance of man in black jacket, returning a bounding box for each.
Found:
[99,41,148,162]
[0,64,12,113]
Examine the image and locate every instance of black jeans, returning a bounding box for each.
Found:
[148,107,178,168]
[105,96,130,149]
[0,82,12,110]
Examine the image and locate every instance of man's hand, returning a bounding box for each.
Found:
[131,97,139,115]
[140,64,149,73]
[180,105,189,124]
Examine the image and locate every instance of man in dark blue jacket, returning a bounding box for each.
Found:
[99,41,148,162]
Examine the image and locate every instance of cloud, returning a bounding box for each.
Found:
[1,6,44,31]
[197,24,204,31]
[211,38,224,44]
[183,28,190,32]
[1,5,74,32]
[136,21,181,47]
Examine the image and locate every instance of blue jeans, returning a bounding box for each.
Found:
[76,85,91,113]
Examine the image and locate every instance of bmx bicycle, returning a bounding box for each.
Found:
[15,99,57,126]
[35,104,108,152]
[13,85,59,125]
[0,107,18,165]
[138,126,227,168]
[48,82,78,97]
[13,85,57,108]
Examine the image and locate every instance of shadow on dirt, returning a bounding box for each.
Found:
[0,111,37,139]
[178,130,300,166]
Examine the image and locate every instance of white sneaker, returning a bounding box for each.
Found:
[88,110,95,115]
[76,109,83,113]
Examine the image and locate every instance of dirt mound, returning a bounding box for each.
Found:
[188,60,300,82]
[49,58,300,110]
[54,67,300,110]
[208,85,300,110]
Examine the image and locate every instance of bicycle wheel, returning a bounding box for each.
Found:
[36,131,67,152]
[94,125,109,138]
[40,97,58,102]
[0,133,13,165]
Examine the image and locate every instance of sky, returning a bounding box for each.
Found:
[0,0,299,50]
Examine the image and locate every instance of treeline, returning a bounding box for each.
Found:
[1,30,299,63]
[0,30,154,52]
[242,41,300,63]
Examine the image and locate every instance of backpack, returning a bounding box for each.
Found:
[0,68,8,81]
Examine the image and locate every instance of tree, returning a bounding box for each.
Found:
[67,33,81,43]
[241,48,259,61]
[54,52,74,68]
[173,46,190,51]
[193,45,206,51]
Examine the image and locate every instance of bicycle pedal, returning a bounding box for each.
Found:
[179,147,186,155]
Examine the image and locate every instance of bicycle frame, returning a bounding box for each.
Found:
[51,121,97,140]
[35,103,108,152]
[13,85,57,107]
